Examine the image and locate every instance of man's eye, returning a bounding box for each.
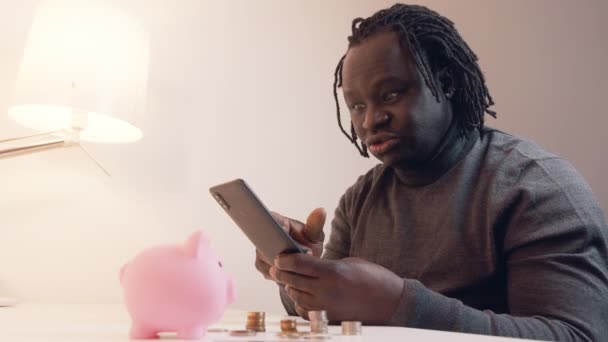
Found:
[351,103,366,111]
[383,91,400,103]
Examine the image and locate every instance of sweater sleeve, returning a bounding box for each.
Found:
[322,191,352,260]
[389,158,608,341]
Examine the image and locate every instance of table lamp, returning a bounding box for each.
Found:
[1,0,148,160]
[0,0,149,305]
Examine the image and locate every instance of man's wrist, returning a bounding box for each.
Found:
[379,275,406,323]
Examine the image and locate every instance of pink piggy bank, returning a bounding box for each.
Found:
[120,230,236,339]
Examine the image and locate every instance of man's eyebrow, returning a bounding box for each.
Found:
[343,89,356,99]
[343,76,411,99]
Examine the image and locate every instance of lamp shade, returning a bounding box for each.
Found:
[8,0,149,144]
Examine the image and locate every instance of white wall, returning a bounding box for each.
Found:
[0,0,606,314]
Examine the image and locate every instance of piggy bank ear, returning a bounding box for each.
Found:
[119,264,127,284]
[183,230,211,259]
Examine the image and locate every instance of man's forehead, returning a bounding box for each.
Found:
[342,31,417,90]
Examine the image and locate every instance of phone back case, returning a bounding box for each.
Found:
[209,179,304,261]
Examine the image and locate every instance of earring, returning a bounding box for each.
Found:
[441,70,455,99]
[445,86,455,99]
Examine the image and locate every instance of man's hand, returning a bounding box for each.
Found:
[269,254,404,325]
[254,208,326,281]
[271,208,326,257]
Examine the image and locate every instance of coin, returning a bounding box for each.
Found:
[310,320,329,334]
[246,311,266,332]
[247,311,265,318]
[245,325,265,332]
[229,329,256,337]
[303,335,331,340]
[280,318,298,332]
[308,310,327,321]
[246,326,265,332]
[341,321,362,335]
[207,328,228,333]
[277,331,307,339]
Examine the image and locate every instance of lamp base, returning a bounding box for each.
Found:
[0,131,69,159]
[0,130,111,176]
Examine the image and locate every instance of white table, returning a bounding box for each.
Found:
[0,303,535,341]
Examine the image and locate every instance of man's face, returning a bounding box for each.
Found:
[342,30,453,168]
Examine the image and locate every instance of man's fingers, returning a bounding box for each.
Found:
[275,253,331,277]
[303,208,326,243]
[295,304,308,320]
[270,267,316,293]
[285,286,321,309]
[256,249,272,265]
[271,211,305,235]
[270,210,324,257]
[270,211,289,232]
[271,211,313,246]
[255,250,274,280]
[256,261,272,280]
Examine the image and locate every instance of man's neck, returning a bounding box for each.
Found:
[392,121,479,187]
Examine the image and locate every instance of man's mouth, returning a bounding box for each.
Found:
[368,138,399,155]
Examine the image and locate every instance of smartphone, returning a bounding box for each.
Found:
[209,178,305,260]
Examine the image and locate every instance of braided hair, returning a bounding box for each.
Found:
[333,4,496,157]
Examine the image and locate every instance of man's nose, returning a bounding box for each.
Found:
[362,107,390,130]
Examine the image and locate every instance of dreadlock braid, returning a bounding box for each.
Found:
[333,4,496,157]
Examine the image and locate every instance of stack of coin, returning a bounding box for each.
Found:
[246,311,266,332]
[280,318,298,333]
[341,321,362,335]
[308,310,329,334]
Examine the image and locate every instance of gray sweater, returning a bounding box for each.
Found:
[281,127,608,341]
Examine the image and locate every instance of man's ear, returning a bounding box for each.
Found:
[436,67,455,99]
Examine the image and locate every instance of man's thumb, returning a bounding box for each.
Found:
[303,207,326,242]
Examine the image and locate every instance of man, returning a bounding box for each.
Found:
[255,4,608,340]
